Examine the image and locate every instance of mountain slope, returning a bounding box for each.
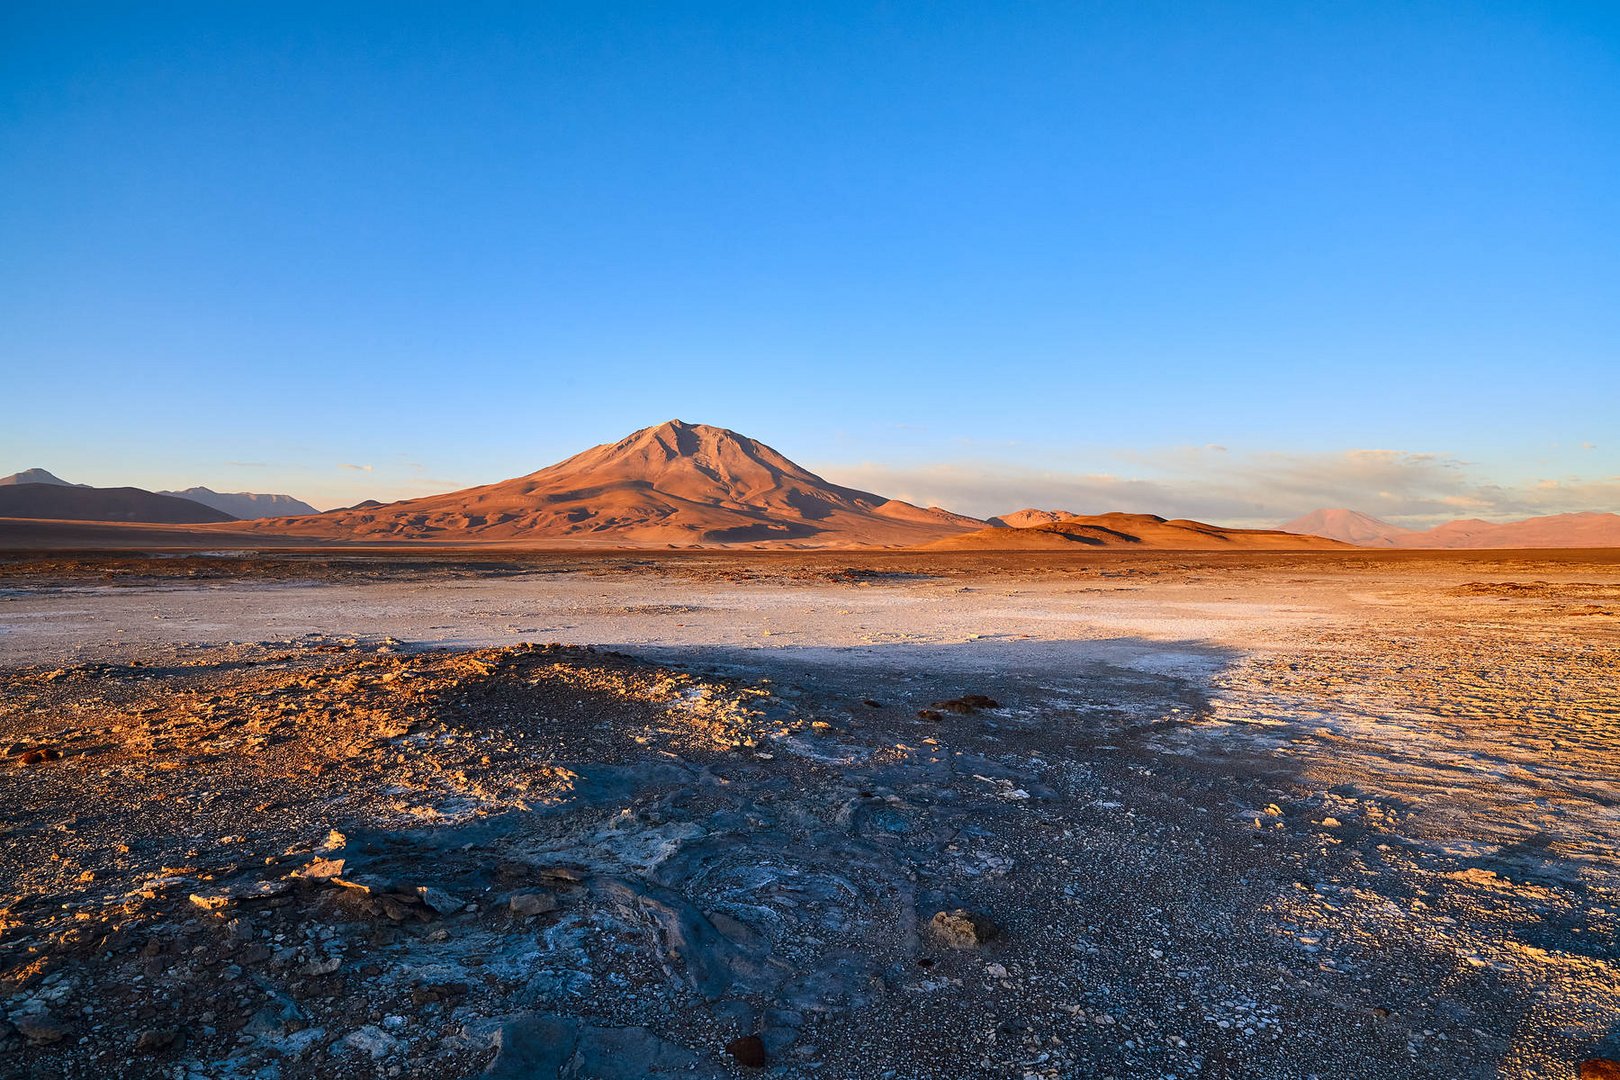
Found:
[0,483,237,524]
[239,420,984,547]
[0,468,82,487]
[1281,509,1413,547]
[158,486,319,519]
[924,512,1349,551]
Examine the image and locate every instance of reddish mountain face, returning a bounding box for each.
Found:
[239,420,983,547]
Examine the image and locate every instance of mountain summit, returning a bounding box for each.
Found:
[1281,509,1412,547]
[243,420,982,547]
[0,468,82,487]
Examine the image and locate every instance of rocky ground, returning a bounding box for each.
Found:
[1,551,1618,1078]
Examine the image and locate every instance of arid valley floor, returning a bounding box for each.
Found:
[2,550,1618,1079]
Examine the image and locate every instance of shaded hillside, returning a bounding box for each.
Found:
[0,484,237,524]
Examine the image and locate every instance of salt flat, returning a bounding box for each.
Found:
[1,551,1617,1078]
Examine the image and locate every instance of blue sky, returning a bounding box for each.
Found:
[2,2,1616,523]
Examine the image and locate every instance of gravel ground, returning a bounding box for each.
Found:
[1,550,1617,1078]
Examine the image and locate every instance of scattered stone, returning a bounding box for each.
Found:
[418,885,462,915]
[17,747,62,766]
[133,1027,179,1053]
[930,909,998,948]
[509,891,559,917]
[297,856,347,880]
[725,1034,767,1067]
[916,709,943,722]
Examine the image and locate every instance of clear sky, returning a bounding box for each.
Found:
[3,2,1616,524]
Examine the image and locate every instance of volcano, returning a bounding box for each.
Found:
[240,420,983,547]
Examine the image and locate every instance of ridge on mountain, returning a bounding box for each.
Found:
[239,420,984,547]
[157,486,319,519]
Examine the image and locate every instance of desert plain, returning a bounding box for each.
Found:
[1,547,1618,1079]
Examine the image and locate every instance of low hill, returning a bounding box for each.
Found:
[923,512,1349,551]
[0,483,237,524]
[985,508,1077,529]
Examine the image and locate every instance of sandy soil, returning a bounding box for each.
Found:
[1,551,1617,1079]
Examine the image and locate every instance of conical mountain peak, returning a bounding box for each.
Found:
[236,420,983,548]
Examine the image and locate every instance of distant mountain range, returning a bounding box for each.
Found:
[155,486,317,519]
[2,440,1615,549]
[0,469,315,522]
[1282,508,1620,549]
[221,423,1359,550]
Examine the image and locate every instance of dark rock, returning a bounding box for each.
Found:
[862,700,883,708]
[725,1034,767,1067]
[1580,1060,1620,1080]
[14,1011,70,1044]
[916,709,943,722]
[931,695,999,714]
[509,891,559,917]
[17,747,62,766]
[134,1027,179,1053]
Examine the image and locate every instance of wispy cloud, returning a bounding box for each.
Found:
[225,460,269,468]
[338,463,374,473]
[821,449,1620,528]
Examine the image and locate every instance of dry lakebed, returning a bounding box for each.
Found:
[1,549,1618,1079]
